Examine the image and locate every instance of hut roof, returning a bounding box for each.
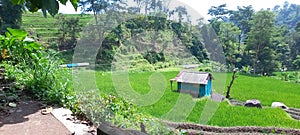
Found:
[171,71,212,85]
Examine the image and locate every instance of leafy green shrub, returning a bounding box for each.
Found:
[0,28,76,109]
[153,61,174,70]
[281,72,289,81]
[154,62,164,69]
[143,50,165,64]
[288,74,295,79]
[112,54,155,72]
[199,67,212,72]
[78,92,175,134]
[205,68,212,72]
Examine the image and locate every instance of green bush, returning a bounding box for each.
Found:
[143,50,165,64]
[288,74,295,79]
[153,61,174,70]
[112,54,155,73]
[0,28,76,109]
[199,67,212,72]
[78,92,175,134]
[204,68,212,72]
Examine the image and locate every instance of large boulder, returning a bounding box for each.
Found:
[245,99,262,108]
[271,102,288,110]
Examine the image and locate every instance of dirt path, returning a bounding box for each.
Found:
[286,108,300,120]
[0,97,71,135]
[163,120,300,134]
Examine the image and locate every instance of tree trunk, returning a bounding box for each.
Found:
[226,70,237,99]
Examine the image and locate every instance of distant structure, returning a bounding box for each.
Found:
[170,71,213,98]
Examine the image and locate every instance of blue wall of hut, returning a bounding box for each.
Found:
[177,81,212,98]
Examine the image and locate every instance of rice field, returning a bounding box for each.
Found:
[81,70,300,129]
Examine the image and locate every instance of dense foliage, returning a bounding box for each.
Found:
[56,15,82,51]
[18,1,300,74]
[94,16,208,68]
[0,28,76,108]
[209,2,300,73]
[78,91,175,134]
[10,0,79,17]
[246,10,277,74]
[0,0,22,34]
[273,1,300,30]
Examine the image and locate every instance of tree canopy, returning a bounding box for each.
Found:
[4,0,300,74]
[10,0,79,16]
[0,0,22,34]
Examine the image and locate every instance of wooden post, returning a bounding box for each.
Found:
[170,80,173,91]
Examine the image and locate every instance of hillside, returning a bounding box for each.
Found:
[22,12,211,68]
[22,12,93,46]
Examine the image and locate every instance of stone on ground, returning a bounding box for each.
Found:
[245,99,262,108]
[271,102,288,110]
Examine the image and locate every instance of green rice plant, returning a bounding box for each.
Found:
[95,70,300,129]
[230,74,300,108]
[208,102,300,128]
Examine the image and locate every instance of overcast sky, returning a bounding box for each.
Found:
[58,0,300,20]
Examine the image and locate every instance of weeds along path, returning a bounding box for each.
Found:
[163,120,300,134]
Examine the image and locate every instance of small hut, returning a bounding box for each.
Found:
[170,71,213,98]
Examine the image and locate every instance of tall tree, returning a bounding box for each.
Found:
[272,25,291,69]
[274,1,300,30]
[207,4,230,37]
[77,0,136,64]
[229,5,254,51]
[218,22,241,67]
[131,0,170,16]
[289,22,300,69]
[175,6,187,23]
[208,4,229,22]
[133,0,145,13]
[56,15,82,51]
[246,10,277,74]
[293,55,300,69]
[79,0,109,24]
